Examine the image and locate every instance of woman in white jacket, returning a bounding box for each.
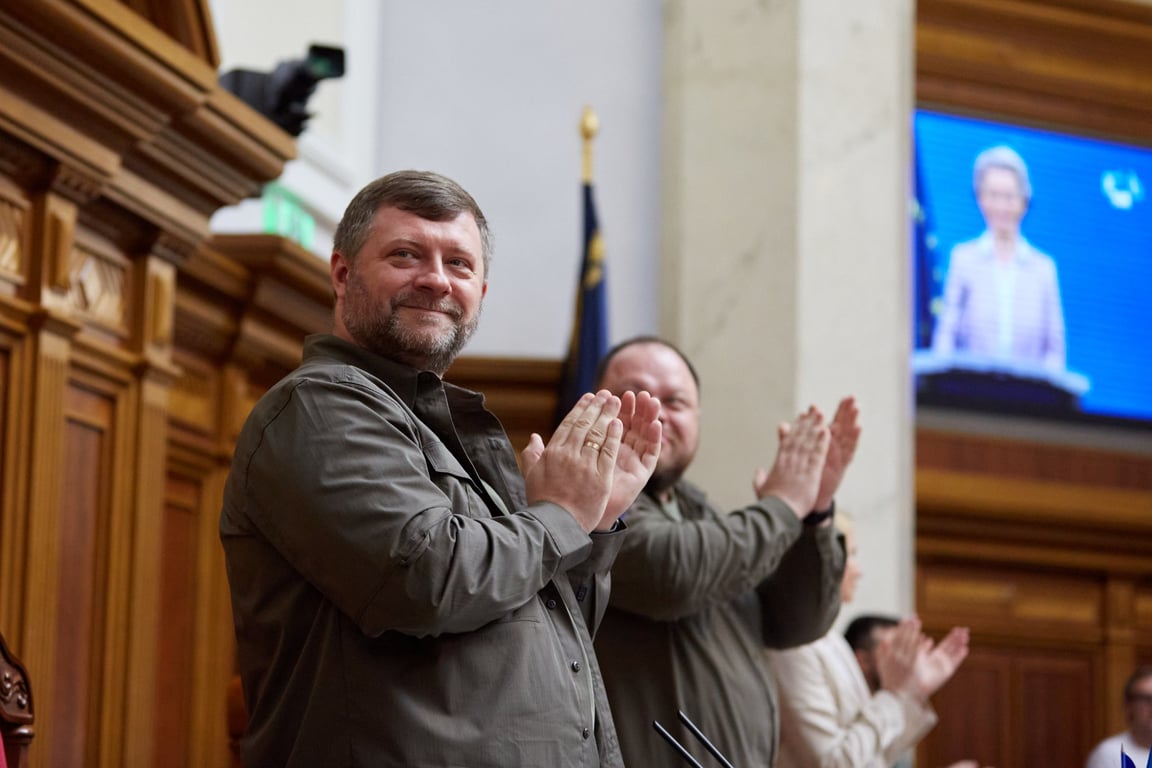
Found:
[767,516,972,768]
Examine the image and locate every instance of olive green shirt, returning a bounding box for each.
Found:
[595,480,845,768]
[221,334,625,767]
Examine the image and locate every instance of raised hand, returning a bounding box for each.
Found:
[876,616,922,698]
[752,405,830,519]
[600,390,662,529]
[814,396,861,511]
[521,391,623,532]
[912,625,970,701]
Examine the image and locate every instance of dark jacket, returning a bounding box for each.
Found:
[221,334,625,767]
[595,480,844,768]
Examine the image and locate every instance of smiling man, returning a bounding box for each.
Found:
[220,171,662,767]
[592,336,855,768]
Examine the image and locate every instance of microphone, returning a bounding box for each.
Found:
[652,710,737,768]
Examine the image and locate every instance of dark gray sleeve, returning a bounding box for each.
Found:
[566,522,627,635]
[756,523,846,649]
[607,495,807,621]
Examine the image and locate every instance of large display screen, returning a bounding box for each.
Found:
[913,108,1152,428]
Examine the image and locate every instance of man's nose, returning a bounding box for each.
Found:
[413,259,450,293]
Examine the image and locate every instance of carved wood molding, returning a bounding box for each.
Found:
[917,429,1152,490]
[115,0,219,68]
[173,234,331,397]
[917,0,1152,143]
[917,466,1152,573]
[0,0,294,227]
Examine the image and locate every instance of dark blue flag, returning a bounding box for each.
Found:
[912,138,942,350]
[555,182,608,425]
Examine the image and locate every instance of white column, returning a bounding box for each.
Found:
[661,0,916,618]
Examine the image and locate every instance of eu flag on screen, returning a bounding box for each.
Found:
[555,182,608,426]
[912,140,941,350]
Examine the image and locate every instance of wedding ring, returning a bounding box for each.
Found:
[584,440,602,451]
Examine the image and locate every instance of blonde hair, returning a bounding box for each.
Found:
[834,510,854,538]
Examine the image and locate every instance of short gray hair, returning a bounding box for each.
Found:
[332,170,492,275]
[973,145,1032,202]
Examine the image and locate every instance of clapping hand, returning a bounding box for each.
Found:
[522,390,661,533]
[600,390,662,529]
[814,397,861,511]
[751,405,830,519]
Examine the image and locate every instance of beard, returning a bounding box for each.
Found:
[342,276,481,375]
[643,460,688,498]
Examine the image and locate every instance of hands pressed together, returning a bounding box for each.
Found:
[753,396,861,519]
[522,390,662,533]
[877,617,971,705]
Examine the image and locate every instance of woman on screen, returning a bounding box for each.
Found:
[931,145,1067,371]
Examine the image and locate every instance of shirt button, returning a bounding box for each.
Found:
[571,660,581,673]
[546,599,558,610]
[582,727,591,740]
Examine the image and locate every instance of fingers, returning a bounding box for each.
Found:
[790,405,830,456]
[893,617,922,660]
[632,391,661,432]
[554,390,622,454]
[831,396,860,432]
[521,433,545,474]
[936,626,970,663]
[752,467,769,495]
[597,418,625,475]
[551,392,596,447]
[829,396,862,456]
[582,392,622,454]
[629,391,663,464]
[617,390,637,430]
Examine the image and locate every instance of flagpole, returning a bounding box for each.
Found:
[581,106,599,184]
[555,106,608,426]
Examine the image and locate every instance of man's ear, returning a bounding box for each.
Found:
[481,279,488,299]
[331,251,349,298]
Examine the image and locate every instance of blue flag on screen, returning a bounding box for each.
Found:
[912,139,941,350]
[555,182,608,426]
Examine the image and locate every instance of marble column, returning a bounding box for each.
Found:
[661,0,916,618]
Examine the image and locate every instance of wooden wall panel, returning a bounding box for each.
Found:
[922,649,1012,767]
[923,645,1098,768]
[154,474,200,768]
[54,385,114,768]
[1019,654,1097,763]
[0,2,295,766]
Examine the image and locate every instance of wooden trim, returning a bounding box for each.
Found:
[917,0,1152,144]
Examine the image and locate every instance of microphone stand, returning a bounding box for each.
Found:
[653,710,737,768]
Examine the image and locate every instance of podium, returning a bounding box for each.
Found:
[913,351,1090,418]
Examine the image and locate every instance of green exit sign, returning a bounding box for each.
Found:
[262,182,315,249]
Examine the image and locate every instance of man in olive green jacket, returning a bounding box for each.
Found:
[221,171,662,767]
[594,337,856,768]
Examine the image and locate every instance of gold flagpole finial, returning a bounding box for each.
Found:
[581,106,599,183]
